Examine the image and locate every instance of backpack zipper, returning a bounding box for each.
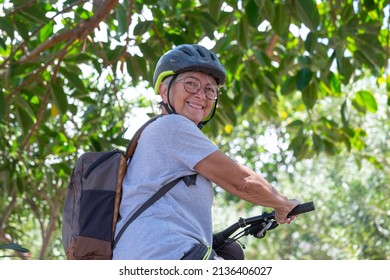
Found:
[83,150,123,179]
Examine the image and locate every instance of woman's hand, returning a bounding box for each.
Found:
[274,199,300,224]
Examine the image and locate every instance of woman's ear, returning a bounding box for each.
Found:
[159,82,168,103]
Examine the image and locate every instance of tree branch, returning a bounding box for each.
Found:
[0,0,88,69]
[20,0,119,63]
[266,34,279,58]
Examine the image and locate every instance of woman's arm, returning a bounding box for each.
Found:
[194,150,299,223]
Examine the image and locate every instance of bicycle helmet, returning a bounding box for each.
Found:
[153,44,226,93]
[153,44,226,129]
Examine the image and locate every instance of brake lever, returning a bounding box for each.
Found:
[256,221,274,238]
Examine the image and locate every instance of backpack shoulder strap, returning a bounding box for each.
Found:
[113,114,197,248]
[125,115,163,160]
[113,115,197,248]
[113,174,196,248]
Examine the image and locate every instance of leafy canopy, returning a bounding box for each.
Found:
[0,0,389,259]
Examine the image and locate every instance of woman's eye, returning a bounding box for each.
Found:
[185,81,197,88]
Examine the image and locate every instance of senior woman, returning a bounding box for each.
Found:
[113,44,299,260]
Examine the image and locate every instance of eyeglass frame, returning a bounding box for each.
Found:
[174,76,220,100]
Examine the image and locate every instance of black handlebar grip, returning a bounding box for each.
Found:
[287,201,315,217]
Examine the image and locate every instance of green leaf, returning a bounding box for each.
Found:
[64,53,94,63]
[304,32,318,53]
[134,55,148,80]
[254,0,265,9]
[226,53,242,75]
[281,76,297,96]
[296,68,313,91]
[106,46,123,62]
[0,90,5,121]
[125,56,140,86]
[51,80,68,115]
[302,81,318,110]
[16,94,36,120]
[201,12,219,38]
[245,60,260,81]
[258,102,277,120]
[91,57,102,75]
[354,34,386,71]
[133,20,152,36]
[0,37,6,50]
[0,17,14,39]
[258,0,275,23]
[353,90,378,113]
[294,0,320,31]
[363,0,377,11]
[253,49,271,67]
[63,0,80,6]
[312,133,324,153]
[328,71,341,95]
[115,7,128,36]
[208,0,224,20]
[16,106,34,135]
[246,0,260,28]
[272,3,289,35]
[253,76,264,94]
[336,57,353,85]
[139,43,158,62]
[340,101,349,129]
[39,22,54,42]
[241,75,255,98]
[60,68,87,94]
[238,18,249,47]
[10,62,40,77]
[51,162,73,177]
[241,94,255,115]
[20,5,47,24]
[287,119,304,128]
[288,133,309,160]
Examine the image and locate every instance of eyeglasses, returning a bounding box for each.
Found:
[176,76,220,100]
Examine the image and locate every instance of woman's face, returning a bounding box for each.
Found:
[160,71,218,125]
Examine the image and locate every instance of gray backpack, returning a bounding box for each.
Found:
[62,115,196,259]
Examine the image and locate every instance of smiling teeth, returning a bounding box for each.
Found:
[188,102,203,109]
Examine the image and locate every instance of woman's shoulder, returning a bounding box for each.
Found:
[142,114,208,144]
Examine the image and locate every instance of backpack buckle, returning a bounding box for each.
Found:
[183,174,197,187]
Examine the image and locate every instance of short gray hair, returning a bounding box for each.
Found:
[162,75,174,86]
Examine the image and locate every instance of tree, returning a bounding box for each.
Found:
[212,83,390,260]
[0,0,389,259]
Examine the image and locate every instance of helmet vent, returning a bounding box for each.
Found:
[180,47,194,57]
[195,46,206,57]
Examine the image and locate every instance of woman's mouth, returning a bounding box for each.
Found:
[187,102,204,110]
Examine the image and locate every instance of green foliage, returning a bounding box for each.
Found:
[0,0,389,259]
[213,83,389,260]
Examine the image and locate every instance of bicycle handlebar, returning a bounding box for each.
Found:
[287,201,315,217]
[213,202,315,249]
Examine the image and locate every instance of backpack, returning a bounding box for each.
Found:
[62,115,196,259]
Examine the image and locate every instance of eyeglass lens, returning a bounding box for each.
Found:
[182,77,219,100]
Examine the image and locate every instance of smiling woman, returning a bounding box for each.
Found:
[112,44,300,260]
[152,44,226,129]
[159,72,218,125]
[0,0,388,263]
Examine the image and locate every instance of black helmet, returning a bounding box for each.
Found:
[153,44,226,93]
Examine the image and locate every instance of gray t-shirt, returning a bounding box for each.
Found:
[113,114,219,259]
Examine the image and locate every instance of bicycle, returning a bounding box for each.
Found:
[212,202,315,254]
